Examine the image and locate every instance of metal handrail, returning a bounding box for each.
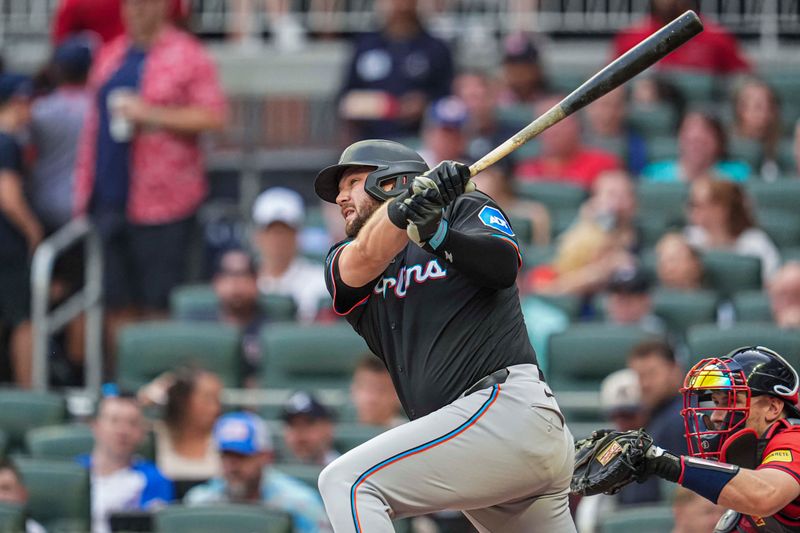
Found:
[30,217,104,393]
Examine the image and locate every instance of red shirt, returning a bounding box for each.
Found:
[613,15,750,74]
[74,26,227,224]
[514,148,621,190]
[753,422,800,529]
[52,0,189,44]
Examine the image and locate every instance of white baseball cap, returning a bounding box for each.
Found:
[600,368,642,415]
[252,187,305,229]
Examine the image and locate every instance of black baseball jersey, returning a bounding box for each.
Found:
[325,191,537,419]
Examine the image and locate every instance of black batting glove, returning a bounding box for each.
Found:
[419,160,472,205]
[387,188,412,229]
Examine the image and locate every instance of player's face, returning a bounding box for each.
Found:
[337,168,382,238]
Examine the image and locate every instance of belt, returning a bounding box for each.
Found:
[463,368,510,397]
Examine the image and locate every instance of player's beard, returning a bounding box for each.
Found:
[345,198,382,238]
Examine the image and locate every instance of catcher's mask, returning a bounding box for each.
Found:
[681,346,800,460]
[314,139,429,204]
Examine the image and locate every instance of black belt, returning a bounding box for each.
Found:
[463,368,510,396]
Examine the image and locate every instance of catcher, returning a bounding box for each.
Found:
[572,346,800,532]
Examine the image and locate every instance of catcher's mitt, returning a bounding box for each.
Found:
[570,428,654,496]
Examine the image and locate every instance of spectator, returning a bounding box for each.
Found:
[629,74,686,119]
[350,356,404,428]
[794,119,800,177]
[338,0,454,140]
[583,88,647,175]
[251,187,328,323]
[29,36,93,232]
[671,486,726,533]
[185,412,330,533]
[418,96,469,167]
[641,110,751,183]
[580,170,641,254]
[0,458,47,533]
[452,70,518,167]
[497,32,548,107]
[655,233,704,291]
[684,179,780,282]
[52,0,188,45]
[184,249,267,385]
[149,367,223,483]
[768,262,800,329]
[515,95,621,189]
[74,0,227,346]
[281,391,340,467]
[732,78,782,180]
[613,0,750,75]
[623,340,687,504]
[0,73,41,388]
[604,266,665,335]
[78,393,173,533]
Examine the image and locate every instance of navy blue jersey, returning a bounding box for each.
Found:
[0,132,28,260]
[325,192,537,419]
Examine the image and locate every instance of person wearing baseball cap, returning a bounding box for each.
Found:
[185,412,330,533]
[499,32,548,106]
[251,187,328,323]
[605,265,665,335]
[281,391,340,467]
[419,96,469,168]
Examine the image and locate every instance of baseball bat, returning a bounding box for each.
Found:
[467,10,703,179]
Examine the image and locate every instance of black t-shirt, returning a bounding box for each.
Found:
[325,192,537,419]
[0,132,28,260]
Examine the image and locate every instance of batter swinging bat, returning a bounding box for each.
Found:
[466,9,704,181]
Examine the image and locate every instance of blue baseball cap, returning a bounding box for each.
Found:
[53,36,94,78]
[0,74,32,106]
[425,96,468,130]
[214,412,273,455]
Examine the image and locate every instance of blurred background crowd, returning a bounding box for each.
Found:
[0,0,799,531]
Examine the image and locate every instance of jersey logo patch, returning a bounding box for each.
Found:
[762,449,793,464]
[478,206,514,237]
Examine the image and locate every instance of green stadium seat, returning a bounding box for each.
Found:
[599,504,673,533]
[758,208,800,248]
[334,423,386,453]
[0,390,66,452]
[513,182,587,213]
[728,137,763,169]
[15,458,90,532]
[686,323,800,366]
[496,103,534,131]
[550,70,592,94]
[702,251,761,297]
[782,247,800,263]
[26,424,93,460]
[652,289,718,339]
[260,323,369,390]
[507,215,533,246]
[155,504,292,533]
[0,502,25,533]
[547,325,661,392]
[0,429,7,459]
[637,216,675,249]
[171,284,297,322]
[273,463,323,489]
[523,294,582,321]
[669,72,716,101]
[746,180,800,213]
[732,290,772,322]
[636,182,688,225]
[627,103,678,138]
[522,244,556,270]
[646,136,679,163]
[117,321,242,389]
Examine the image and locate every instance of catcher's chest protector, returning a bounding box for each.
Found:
[715,419,800,533]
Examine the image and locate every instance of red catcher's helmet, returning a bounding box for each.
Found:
[681,346,800,460]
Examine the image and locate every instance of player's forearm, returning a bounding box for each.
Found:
[428,228,519,289]
[718,469,795,517]
[144,105,225,134]
[339,201,408,287]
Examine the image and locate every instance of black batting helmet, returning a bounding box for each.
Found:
[315,139,429,204]
[726,346,800,416]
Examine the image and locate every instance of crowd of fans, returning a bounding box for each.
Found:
[0,0,799,531]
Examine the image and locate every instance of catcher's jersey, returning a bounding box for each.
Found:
[752,421,800,530]
[325,192,537,420]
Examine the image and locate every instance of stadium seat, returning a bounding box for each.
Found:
[686,323,800,366]
[522,244,556,270]
[599,504,674,533]
[496,103,534,131]
[0,390,66,452]
[273,463,323,489]
[547,325,661,392]
[523,294,582,321]
[627,103,678,138]
[334,423,386,453]
[702,251,761,297]
[646,136,679,163]
[728,137,763,170]
[669,71,716,102]
[778,138,797,173]
[652,289,718,339]
[0,502,24,532]
[637,216,674,249]
[171,284,297,322]
[732,290,772,322]
[260,323,369,390]
[507,215,533,246]
[513,182,587,214]
[782,247,800,263]
[746,180,800,213]
[26,423,157,462]
[0,429,7,458]
[155,504,292,533]
[117,321,242,389]
[636,182,688,226]
[15,458,90,532]
[757,208,800,248]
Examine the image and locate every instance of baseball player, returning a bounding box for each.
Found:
[573,346,800,532]
[314,139,575,532]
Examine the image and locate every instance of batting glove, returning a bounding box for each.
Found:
[419,160,474,205]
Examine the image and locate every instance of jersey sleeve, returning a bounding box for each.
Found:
[756,431,800,486]
[447,193,523,267]
[324,240,376,316]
